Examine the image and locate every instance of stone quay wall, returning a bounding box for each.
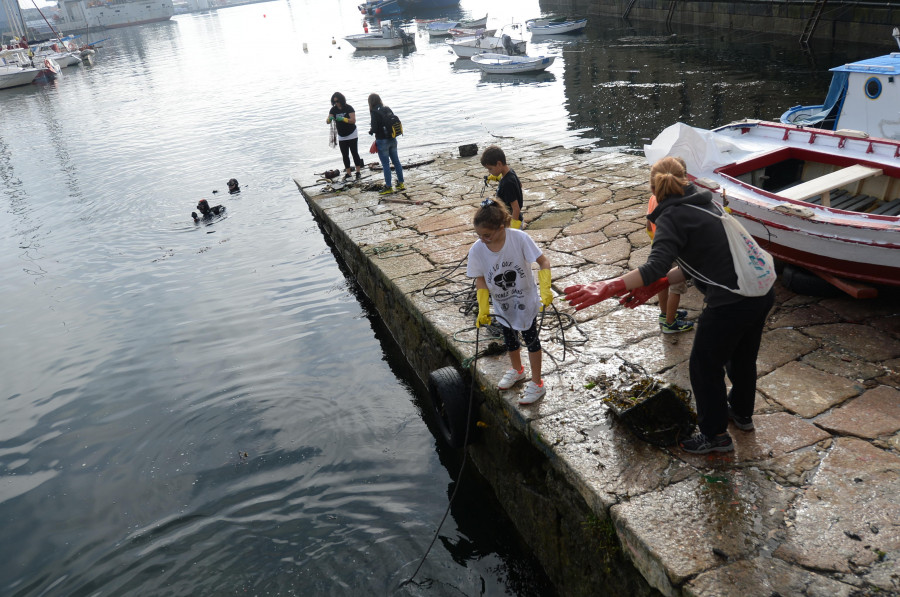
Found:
[296,141,900,597]
[539,0,900,44]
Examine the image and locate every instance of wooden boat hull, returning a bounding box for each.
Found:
[527,18,587,35]
[471,53,556,74]
[645,120,900,287]
[446,35,526,58]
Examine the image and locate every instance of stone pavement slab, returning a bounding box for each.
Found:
[816,385,900,439]
[757,361,864,417]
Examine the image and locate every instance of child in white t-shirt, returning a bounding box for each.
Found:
[466,199,552,405]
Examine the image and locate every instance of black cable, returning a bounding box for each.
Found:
[401,325,482,588]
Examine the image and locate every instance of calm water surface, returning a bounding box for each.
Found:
[0,0,889,594]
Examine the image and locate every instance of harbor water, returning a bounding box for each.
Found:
[0,0,891,594]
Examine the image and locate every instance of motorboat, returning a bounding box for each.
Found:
[33,57,62,82]
[644,120,900,294]
[470,52,556,74]
[359,0,459,17]
[0,50,39,89]
[780,28,900,141]
[423,14,487,37]
[28,0,173,36]
[526,18,587,35]
[29,40,82,68]
[448,27,495,38]
[446,26,526,58]
[344,21,416,50]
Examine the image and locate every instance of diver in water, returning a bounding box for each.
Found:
[192,199,225,222]
[227,178,240,194]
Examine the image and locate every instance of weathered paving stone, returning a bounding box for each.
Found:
[758,361,864,418]
[612,469,795,596]
[768,304,843,328]
[774,438,900,576]
[816,385,900,439]
[756,328,820,375]
[729,412,831,461]
[563,213,616,234]
[683,556,855,597]
[801,348,886,381]
[577,238,633,265]
[803,323,900,362]
[548,231,609,253]
[756,447,824,487]
[602,220,644,237]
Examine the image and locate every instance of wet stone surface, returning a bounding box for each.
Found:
[296,141,900,597]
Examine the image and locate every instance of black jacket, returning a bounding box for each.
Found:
[638,184,742,308]
[369,106,390,140]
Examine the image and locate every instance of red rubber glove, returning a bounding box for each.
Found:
[618,277,670,309]
[564,278,626,311]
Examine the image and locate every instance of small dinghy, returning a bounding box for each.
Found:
[470,52,556,74]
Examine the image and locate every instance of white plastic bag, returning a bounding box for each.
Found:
[677,202,776,297]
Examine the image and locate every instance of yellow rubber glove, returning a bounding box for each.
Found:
[476,288,491,327]
[486,174,502,182]
[538,268,552,311]
[510,219,522,229]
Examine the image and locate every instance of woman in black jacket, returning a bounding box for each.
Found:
[368,93,405,195]
[565,156,775,454]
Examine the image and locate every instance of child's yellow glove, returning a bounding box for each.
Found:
[510,219,522,229]
[486,174,502,182]
[538,269,552,311]
[476,288,491,327]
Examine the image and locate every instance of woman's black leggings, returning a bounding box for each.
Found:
[339,138,364,170]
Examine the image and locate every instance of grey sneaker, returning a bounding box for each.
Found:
[680,431,733,454]
[728,406,755,431]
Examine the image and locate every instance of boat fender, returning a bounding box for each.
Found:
[427,366,474,449]
[781,264,842,298]
[44,58,52,69]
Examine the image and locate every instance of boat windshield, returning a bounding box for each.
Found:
[793,72,849,128]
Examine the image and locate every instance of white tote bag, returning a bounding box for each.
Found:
[677,202,776,297]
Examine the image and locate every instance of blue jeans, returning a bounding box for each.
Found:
[375,138,403,188]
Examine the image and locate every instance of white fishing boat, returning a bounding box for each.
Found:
[29,40,82,68]
[0,50,39,89]
[424,14,487,37]
[448,26,495,38]
[644,120,900,294]
[526,18,587,35]
[470,52,556,74]
[344,21,415,50]
[446,27,526,58]
[780,28,900,141]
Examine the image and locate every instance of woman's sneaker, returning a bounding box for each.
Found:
[519,380,546,405]
[728,406,755,431]
[660,318,694,334]
[659,309,688,323]
[498,367,526,390]
[680,431,733,454]
[379,186,394,195]
[395,182,406,191]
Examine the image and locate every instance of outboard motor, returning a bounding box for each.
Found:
[399,27,414,50]
[501,34,514,55]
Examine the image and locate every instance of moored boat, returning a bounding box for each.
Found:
[446,26,526,58]
[359,0,459,17]
[344,21,415,50]
[526,18,587,35]
[424,14,487,37]
[470,52,556,74]
[780,28,900,141]
[0,50,40,89]
[645,120,900,293]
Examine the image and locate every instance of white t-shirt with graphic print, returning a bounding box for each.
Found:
[466,228,542,331]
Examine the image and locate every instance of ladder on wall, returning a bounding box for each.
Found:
[666,0,679,28]
[800,0,827,44]
[623,0,638,19]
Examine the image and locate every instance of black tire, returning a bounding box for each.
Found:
[781,264,842,298]
[427,367,472,449]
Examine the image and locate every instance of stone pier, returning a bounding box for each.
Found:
[295,141,900,597]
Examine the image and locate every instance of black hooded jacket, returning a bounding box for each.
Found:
[638,184,742,308]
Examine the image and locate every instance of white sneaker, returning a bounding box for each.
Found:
[498,367,527,390]
[519,380,546,405]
